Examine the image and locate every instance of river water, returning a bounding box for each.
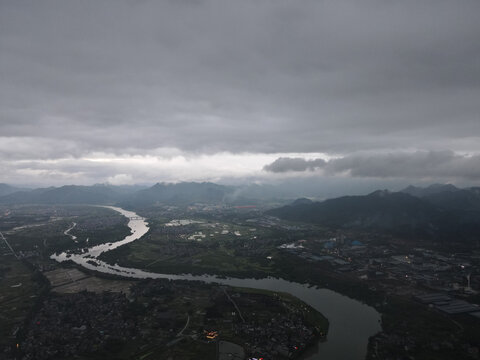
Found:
[51,206,381,360]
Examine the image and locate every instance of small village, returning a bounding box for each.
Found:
[279,231,480,314]
[7,276,324,360]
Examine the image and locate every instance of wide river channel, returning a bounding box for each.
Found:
[51,206,381,360]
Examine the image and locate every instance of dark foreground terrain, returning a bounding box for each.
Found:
[1,195,479,360]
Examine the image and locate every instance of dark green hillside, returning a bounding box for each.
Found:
[269,190,439,230]
[268,189,480,245]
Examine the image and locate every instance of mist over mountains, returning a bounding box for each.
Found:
[1,181,480,245]
[401,184,480,211]
[0,184,26,197]
[1,181,479,208]
[0,182,270,206]
[0,181,340,206]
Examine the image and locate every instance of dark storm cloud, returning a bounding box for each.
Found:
[264,151,480,180]
[1,0,480,184]
[263,157,327,173]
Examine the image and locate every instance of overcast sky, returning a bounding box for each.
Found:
[1,0,479,189]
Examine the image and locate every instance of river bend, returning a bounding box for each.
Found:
[51,206,381,360]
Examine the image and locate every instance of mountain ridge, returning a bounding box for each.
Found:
[268,188,480,243]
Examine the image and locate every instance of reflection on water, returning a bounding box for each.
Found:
[51,206,381,360]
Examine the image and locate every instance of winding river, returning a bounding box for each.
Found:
[51,206,381,360]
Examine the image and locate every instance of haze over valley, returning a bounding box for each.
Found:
[1,1,480,359]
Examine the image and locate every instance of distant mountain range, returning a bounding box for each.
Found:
[400,183,459,197]
[0,183,26,197]
[2,182,480,243]
[269,190,439,230]
[0,184,133,205]
[268,185,480,244]
[400,184,480,211]
[120,182,233,207]
[0,182,246,207]
[0,181,293,207]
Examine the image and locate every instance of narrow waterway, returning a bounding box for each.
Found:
[51,206,381,360]
[64,222,77,242]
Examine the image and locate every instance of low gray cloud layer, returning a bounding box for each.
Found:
[264,157,326,173]
[264,151,480,180]
[1,0,480,185]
